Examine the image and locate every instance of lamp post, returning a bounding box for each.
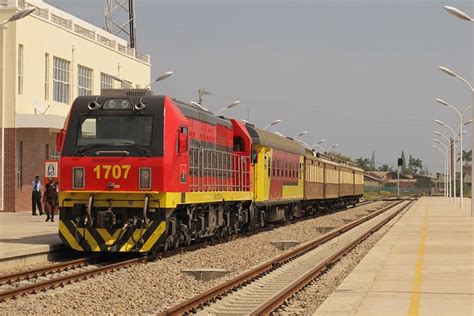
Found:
[435,119,458,204]
[438,0,473,214]
[263,119,282,130]
[436,98,471,208]
[433,140,450,199]
[144,71,174,89]
[216,100,241,116]
[433,145,448,198]
[434,130,454,200]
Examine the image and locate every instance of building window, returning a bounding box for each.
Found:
[18,44,24,94]
[50,143,60,159]
[44,144,50,160]
[53,56,70,103]
[44,53,49,100]
[78,65,93,96]
[100,73,114,89]
[18,141,23,190]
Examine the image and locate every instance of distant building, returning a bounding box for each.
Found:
[0,0,151,211]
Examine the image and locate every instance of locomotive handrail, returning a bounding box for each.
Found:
[95,150,130,156]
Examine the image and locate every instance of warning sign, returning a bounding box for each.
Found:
[44,161,59,178]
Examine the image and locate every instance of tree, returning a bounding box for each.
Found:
[458,150,472,165]
[378,164,392,172]
[356,157,371,171]
[408,156,423,174]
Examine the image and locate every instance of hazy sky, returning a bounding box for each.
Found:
[46,0,473,172]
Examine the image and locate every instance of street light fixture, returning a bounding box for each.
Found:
[144,71,174,89]
[315,139,326,145]
[435,119,458,204]
[433,145,449,198]
[0,7,36,27]
[263,119,282,130]
[443,5,474,22]
[295,131,307,139]
[436,98,468,208]
[216,100,241,116]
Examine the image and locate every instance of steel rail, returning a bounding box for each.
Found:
[0,257,95,286]
[161,198,408,315]
[254,198,416,315]
[0,256,146,302]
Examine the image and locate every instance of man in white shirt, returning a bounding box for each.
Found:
[32,176,43,216]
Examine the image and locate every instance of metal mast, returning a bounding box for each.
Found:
[104,0,137,49]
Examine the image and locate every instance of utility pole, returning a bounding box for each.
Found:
[104,0,137,49]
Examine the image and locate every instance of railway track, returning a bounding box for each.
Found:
[161,197,416,315]
[0,198,391,303]
[0,255,145,302]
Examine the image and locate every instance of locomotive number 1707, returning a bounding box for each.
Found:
[93,165,131,180]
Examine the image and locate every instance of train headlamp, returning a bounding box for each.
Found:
[103,98,133,110]
[73,167,85,189]
[139,168,151,190]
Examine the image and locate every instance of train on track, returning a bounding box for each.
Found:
[56,89,364,253]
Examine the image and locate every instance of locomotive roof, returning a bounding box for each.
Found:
[172,99,232,128]
[70,91,232,128]
[245,125,305,155]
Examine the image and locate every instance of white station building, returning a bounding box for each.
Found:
[0,0,151,212]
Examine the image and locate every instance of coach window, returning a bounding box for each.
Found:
[233,136,244,152]
[268,157,271,177]
[277,160,280,177]
[272,160,276,177]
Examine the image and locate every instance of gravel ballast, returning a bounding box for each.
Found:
[0,201,393,314]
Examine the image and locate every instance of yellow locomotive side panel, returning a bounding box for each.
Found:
[252,145,271,202]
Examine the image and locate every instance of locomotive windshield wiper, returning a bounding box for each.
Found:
[74,143,109,156]
[111,141,151,156]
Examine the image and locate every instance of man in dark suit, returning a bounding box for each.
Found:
[31,176,43,216]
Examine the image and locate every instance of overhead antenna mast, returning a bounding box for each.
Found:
[104,0,137,49]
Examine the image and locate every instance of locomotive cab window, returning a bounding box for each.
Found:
[77,115,153,147]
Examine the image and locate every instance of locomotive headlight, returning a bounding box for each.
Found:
[139,168,151,190]
[73,167,85,189]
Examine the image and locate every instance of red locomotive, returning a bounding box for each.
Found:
[57,89,363,253]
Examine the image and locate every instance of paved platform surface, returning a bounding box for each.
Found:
[0,212,62,262]
[315,197,473,316]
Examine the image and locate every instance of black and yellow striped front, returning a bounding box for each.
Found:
[59,219,166,252]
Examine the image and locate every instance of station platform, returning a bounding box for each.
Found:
[315,196,473,316]
[0,212,63,269]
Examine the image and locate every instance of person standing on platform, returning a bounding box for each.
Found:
[31,176,43,216]
[43,177,58,222]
